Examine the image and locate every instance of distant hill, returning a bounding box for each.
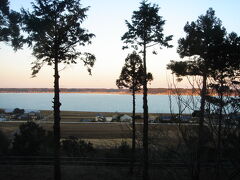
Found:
[0,88,200,95]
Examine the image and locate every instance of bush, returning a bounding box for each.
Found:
[0,130,10,155]
[118,141,130,154]
[13,108,25,115]
[11,121,53,155]
[61,136,94,157]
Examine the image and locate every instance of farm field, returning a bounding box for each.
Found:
[39,110,179,122]
[0,110,191,148]
[0,121,131,138]
[0,122,182,149]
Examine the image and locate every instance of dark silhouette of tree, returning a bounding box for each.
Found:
[116,51,153,174]
[0,0,23,50]
[21,1,96,179]
[167,8,229,180]
[13,108,25,115]
[12,121,53,156]
[122,1,172,179]
[206,32,240,180]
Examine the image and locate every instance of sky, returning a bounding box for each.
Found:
[0,0,240,89]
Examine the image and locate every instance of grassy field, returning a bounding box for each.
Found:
[0,121,131,138]
[0,121,181,149]
[0,110,185,148]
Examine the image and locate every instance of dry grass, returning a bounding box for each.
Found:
[0,165,142,180]
[0,121,181,148]
[0,111,185,148]
[83,138,132,149]
[0,121,131,138]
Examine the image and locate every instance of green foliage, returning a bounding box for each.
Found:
[12,121,53,155]
[0,0,10,42]
[122,1,172,50]
[0,130,10,155]
[168,8,236,80]
[116,51,153,91]
[168,8,224,77]
[61,136,94,157]
[167,8,240,112]
[178,8,225,60]
[122,3,172,178]
[0,0,23,50]
[21,0,96,77]
[167,59,204,78]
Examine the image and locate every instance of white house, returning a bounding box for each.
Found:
[95,115,105,122]
[105,117,112,122]
[120,114,132,122]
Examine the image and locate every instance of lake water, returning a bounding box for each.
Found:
[0,93,198,113]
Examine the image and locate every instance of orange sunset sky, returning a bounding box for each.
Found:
[0,0,239,89]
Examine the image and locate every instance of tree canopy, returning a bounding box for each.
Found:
[12,121,53,155]
[116,51,153,92]
[0,0,23,50]
[121,2,172,179]
[168,8,227,78]
[21,0,96,76]
[122,0,172,51]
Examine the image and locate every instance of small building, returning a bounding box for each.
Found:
[120,114,132,122]
[28,111,41,120]
[95,114,105,122]
[18,113,29,120]
[149,116,157,123]
[105,117,112,122]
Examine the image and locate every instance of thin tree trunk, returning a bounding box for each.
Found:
[216,80,224,180]
[195,74,207,180]
[53,58,61,180]
[142,42,149,180]
[130,89,136,174]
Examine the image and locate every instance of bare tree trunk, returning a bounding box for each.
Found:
[130,89,136,174]
[53,58,61,180]
[143,42,149,180]
[195,74,207,180]
[216,81,224,180]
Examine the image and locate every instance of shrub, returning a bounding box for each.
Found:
[61,136,94,157]
[11,121,53,155]
[0,130,10,155]
[118,141,130,154]
[13,108,25,115]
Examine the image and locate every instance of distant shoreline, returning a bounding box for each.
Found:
[0,88,200,95]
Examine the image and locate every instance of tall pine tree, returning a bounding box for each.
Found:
[21,1,95,179]
[122,1,172,179]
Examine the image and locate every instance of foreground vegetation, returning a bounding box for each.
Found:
[0,120,239,180]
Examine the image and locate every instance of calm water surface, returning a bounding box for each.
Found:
[0,93,197,113]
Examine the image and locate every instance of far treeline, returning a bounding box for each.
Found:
[0,87,201,95]
[1,1,240,180]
